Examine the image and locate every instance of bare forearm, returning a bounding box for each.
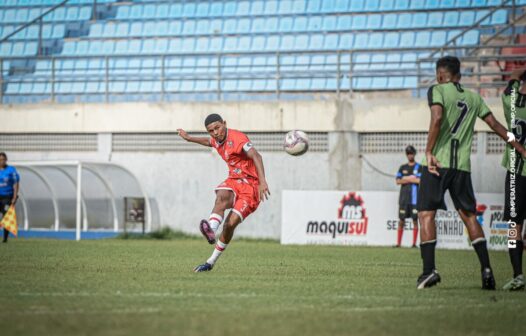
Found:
[426,120,441,155]
[253,153,267,183]
[186,136,211,147]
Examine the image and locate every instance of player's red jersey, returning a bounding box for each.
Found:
[210,129,259,182]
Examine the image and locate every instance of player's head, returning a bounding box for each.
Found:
[436,56,461,84]
[205,114,227,142]
[0,152,7,168]
[405,145,416,162]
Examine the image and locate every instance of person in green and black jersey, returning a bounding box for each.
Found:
[416,56,526,290]
[502,68,526,291]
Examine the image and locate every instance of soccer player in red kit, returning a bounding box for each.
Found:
[177,114,270,272]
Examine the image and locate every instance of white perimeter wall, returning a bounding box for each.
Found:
[0,97,509,238]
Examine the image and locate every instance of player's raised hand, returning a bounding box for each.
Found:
[177,129,190,141]
[426,152,441,176]
[259,180,270,202]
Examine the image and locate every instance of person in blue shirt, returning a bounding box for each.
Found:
[395,145,422,248]
[0,152,20,243]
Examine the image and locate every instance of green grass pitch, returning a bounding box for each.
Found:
[1,238,524,336]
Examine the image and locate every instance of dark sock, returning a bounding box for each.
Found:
[509,240,524,278]
[2,228,8,242]
[420,240,436,274]
[472,238,491,271]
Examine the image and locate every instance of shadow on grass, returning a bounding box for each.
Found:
[116,227,279,243]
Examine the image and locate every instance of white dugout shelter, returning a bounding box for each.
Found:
[11,161,156,240]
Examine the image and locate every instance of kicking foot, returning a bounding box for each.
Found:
[417,270,441,289]
[481,268,496,290]
[503,274,524,291]
[193,262,214,273]
[199,219,216,245]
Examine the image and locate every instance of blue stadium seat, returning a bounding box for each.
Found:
[428,12,444,27]
[155,20,170,36]
[222,1,236,16]
[322,16,337,31]
[460,11,476,25]
[460,30,479,45]
[439,0,456,8]
[353,33,369,49]
[308,16,322,31]
[156,4,170,18]
[280,17,294,32]
[293,17,308,32]
[142,4,156,19]
[444,12,460,26]
[382,14,398,29]
[382,32,400,48]
[334,0,350,12]
[324,34,339,50]
[399,32,415,47]
[306,0,322,13]
[397,13,412,28]
[388,77,404,89]
[394,0,409,10]
[491,9,508,25]
[337,16,351,30]
[368,33,383,49]
[339,34,353,49]
[379,0,395,10]
[431,31,447,46]
[411,13,428,28]
[415,31,431,47]
[351,15,367,30]
[370,54,386,70]
[364,0,380,12]
[367,14,382,29]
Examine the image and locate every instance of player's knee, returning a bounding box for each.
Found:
[215,193,231,208]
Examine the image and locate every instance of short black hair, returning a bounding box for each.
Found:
[436,56,461,77]
[0,152,7,160]
[204,113,223,127]
[405,145,416,155]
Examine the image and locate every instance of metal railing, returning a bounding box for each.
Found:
[1,43,525,103]
[0,0,69,55]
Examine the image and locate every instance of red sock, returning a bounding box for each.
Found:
[397,222,404,246]
[412,222,419,246]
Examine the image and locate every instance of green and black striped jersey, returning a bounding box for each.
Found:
[423,82,491,172]
[501,79,526,176]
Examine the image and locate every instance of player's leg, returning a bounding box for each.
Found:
[411,206,419,248]
[415,167,446,289]
[396,207,406,247]
[194,182,259,272]
[451,171,495,290]
[1,200,9,243]
[199,188,235,244]
[200,211,242,272]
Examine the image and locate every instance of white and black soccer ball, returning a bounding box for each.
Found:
[284,130,309,156]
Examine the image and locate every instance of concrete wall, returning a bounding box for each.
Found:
[1,97,510,238]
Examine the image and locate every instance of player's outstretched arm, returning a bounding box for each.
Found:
[483,113,526,158]
[425,105,443,176]
[246,148,270,202]
[177,129,211,147]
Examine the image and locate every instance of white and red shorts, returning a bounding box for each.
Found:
[215,178,260,221]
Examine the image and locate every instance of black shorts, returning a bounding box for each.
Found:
[504,171,526,226]
[0,196,11,219]
[417,167,476,213]
[399,203,418,220]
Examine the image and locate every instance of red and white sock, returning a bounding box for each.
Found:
[207,241,228,265]
[209,213,223,233]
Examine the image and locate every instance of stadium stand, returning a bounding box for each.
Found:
[0,0,525,103]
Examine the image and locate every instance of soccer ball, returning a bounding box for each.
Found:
[284,130,309,156]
